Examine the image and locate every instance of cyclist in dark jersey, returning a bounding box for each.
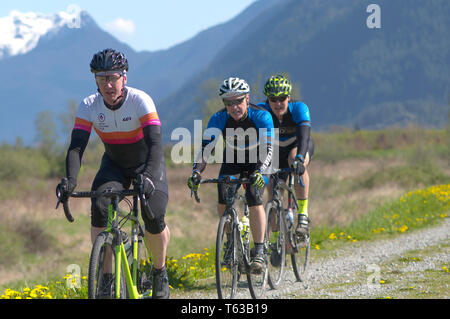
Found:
[257,75,314,239]
[187,77,274,273]
[57,49,170,298]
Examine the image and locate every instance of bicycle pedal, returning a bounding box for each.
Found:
[295,234,309,247]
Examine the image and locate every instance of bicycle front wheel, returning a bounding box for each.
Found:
[247,221,269,299]
[291,229,310,282]
[88,231,127,299]
[265,200,286,289]
[215,213,238,299]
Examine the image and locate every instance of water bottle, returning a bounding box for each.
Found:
[285,208,294,230]
[240,215,250,243]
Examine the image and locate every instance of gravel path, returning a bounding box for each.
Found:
[269,218,450,299]
[178,218,449,299]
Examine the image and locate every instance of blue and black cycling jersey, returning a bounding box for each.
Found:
[193,104,274,173]
[257,101,312,160]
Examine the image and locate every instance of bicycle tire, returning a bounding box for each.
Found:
[215,213,238,299]
[136,236,152,295]
[291,230,310,282]
[265,200,286,289]
[247,225,269,299]
[88,231,127,299]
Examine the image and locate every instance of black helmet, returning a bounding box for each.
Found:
[90,48,128,74]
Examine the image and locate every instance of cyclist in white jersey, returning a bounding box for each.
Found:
[57,49,170,298]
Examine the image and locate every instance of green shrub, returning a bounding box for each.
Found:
[0,147,50,180]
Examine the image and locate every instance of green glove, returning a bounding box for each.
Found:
[187,171,201,191]
[250,170,265,189]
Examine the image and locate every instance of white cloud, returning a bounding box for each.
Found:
[105,18,135,36]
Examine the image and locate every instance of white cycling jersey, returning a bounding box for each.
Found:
[73,86,161,168]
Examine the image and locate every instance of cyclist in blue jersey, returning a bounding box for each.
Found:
[257,75,314,240]
[187,77,274,273]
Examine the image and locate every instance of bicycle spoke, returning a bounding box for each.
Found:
[291,231,310,282]
[247,244,269,299]
[265,201,286,289]
[88,232,127,299]
[247,212,269,299]
[216,214,238,299]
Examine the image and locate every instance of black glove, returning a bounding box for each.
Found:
[56,177,76,199]
[293,154,306,176]
[293,161,305,176]
[142,175,155,196]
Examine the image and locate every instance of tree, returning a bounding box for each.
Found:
[195,78,223,129]
[34,110,65,177]
[35,110,58,157]
[58,99,78,143]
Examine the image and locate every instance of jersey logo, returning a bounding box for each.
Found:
[98,113,105,122]
[123,116,132,121]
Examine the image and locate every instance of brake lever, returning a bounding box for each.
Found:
[55,197,62,209]
[191,189,200,202]
[298,175,305,188]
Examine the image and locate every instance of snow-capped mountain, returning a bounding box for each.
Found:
[0,10,79,59]
[0,1,274,145]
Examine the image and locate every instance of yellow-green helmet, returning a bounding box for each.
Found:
[264,75,292,97]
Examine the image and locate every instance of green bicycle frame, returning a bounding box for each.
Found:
[115,240,141,299]
[107,197,145,299]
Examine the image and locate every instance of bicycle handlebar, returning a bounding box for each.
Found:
[56,175,147,223]
[270,168,305,187]
[191,176,251,203]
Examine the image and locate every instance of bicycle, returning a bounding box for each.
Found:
[192,176,269,299]
[56,175,153,299]
[265,168,310,287]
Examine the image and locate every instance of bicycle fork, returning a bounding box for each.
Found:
[114,231,142,299]
[109,196,143,299]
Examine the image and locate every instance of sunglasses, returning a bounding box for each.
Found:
[95,74,122,84]
[223,97,245,107]
[268,96,288,103]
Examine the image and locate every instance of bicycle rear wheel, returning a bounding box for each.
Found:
[135,236,152,295]
[88,231,127,299]
[215,213,238,299]
[265,201,286,289]
[291,230,310,282]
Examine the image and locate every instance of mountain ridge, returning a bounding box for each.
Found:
[0,1,277,145]
[158,0,450,142]
[0,0,448,146]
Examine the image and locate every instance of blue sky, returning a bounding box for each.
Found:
[0,0,257,52]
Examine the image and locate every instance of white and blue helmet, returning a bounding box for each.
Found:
[219,77,250,98]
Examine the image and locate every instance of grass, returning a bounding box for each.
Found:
[0,127,448,298]
[301,243,449,299]
[312,126,449,163]
[359,243,449,299]
[310,184,449,249]
[1,183,448,298]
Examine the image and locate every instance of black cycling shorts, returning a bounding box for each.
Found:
[276,136,315,169]
[91,154,168,234]
[217,162,268,207]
